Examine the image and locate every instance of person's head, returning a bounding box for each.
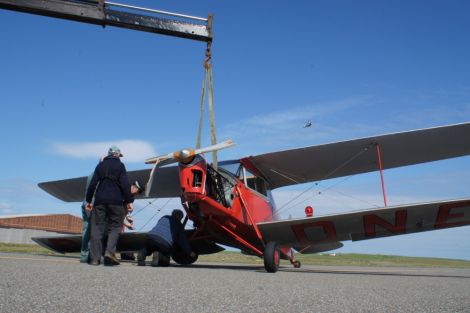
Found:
[108,145,123,158]
[171,209,184,221]
[131,180,145,195]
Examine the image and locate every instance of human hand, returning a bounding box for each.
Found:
[126,203,134,212]
[85,203,93,213]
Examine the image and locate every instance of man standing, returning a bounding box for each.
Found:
[86,146,134,266]
[137,209,195,266]
[79,173,93,263]
[80,156,105,263]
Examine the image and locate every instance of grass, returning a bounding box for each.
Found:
[0,242,54,254]
[1,243,469,268]
[200,251,470,268]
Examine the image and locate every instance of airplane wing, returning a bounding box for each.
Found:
[257,198,470,253]
[32,230,224,255]
[40,123,470,201]
[38,166,180,202]
[242,123,470,189]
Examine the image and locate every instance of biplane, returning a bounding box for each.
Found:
[35,122,470,272]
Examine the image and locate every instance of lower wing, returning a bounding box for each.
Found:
[257,198,470,253]
[32,230,224,255]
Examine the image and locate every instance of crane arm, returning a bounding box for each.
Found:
[0,0,212,42]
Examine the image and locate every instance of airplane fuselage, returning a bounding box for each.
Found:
[177,155,279,257]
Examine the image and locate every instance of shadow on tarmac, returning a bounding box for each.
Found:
[279,267,470,279]
[11,252,470,278]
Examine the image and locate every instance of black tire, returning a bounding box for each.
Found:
[264,241,280,273]
[151,251,170,267]
[172,250,199,265]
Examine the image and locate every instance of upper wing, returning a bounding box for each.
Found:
[257,198,470,253]
[242,123,470,189]
[38,166,180,202]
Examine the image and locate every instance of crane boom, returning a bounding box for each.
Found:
[0,0,212,42]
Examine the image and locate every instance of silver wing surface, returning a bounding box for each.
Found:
[243,123,470,189]
[257,198,470,253]
[38,166,180,202]
[32,232,146,254]
[32,230,224,255]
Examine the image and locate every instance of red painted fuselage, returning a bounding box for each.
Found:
[178,155,278,257]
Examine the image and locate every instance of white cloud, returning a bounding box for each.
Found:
[52,140,157,163]
[219,96,380,155]
[223,96,373,135]
[0,203,14,214]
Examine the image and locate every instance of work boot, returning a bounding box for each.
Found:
[151,252,159,267]
[120,252,135,261]
[104,251,120,266]
[137,248,147,266]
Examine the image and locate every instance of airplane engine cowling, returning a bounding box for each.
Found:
[179,155,207,200]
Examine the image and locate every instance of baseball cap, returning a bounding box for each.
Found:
[108,145,123,157]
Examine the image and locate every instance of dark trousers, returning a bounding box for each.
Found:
[90,203,125,261]
[145,235,172,257]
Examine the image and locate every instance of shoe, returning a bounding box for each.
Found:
[89,259,100,266]
[137,248,147,266]
[120,252,135,261]
[104,251,120,266]
[150,252,159,267]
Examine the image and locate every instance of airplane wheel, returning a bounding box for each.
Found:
[172,250,199,265]
[151,252,170,267]
[293,260,301,268]
[264,241,280,273]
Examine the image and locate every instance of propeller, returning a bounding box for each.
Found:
[144,139,235,197]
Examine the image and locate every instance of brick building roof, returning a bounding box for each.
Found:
[0,214,82,234]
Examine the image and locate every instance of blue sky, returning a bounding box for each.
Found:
[1,1,469,260]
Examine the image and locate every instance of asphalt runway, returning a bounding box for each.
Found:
[0,252,469,313]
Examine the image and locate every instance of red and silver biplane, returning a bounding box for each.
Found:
[35,122,470,272]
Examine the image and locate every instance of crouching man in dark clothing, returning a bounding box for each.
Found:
[86,146,134,266]
[137,209,195,266]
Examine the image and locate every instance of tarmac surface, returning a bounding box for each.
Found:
[0,252,469,313]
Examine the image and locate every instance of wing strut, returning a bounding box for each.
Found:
[376,143,388,207]
[236,186,265,248]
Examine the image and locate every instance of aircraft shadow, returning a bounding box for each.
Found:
[27,254,470,278]
[166,263,264,272]
[279,267,470,279]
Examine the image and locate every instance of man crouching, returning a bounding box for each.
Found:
[137,209,195,266]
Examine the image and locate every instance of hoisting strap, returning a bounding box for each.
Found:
[196,42,219,170]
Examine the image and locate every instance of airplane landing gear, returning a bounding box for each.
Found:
[172,249,199,265]
[263,241,280,273]
[292,260,301,268]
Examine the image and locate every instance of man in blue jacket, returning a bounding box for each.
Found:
[86,146,134,266]
[137,209,195,266]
